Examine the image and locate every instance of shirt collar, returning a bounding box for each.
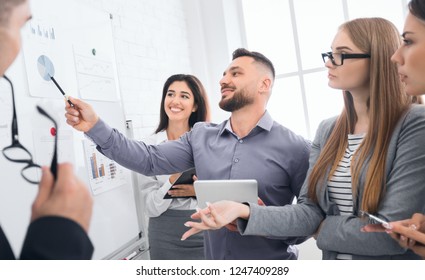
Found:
[219,110,273,136]
[156,130,169,144]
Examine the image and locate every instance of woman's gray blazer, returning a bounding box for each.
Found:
[238,105,425,259]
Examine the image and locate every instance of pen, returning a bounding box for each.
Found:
[122,251,137,260]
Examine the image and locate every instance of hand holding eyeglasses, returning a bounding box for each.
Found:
[2,76,57,183]
[31,163,93,233]
[65,96,99,133]
[1,76,92,232]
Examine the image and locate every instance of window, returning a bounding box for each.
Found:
[242,0,407,139]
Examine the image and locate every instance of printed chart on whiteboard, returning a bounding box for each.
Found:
[73,45,118,101]
[22,13,75,99]
[32,128,75,163]
[83,139,127,196]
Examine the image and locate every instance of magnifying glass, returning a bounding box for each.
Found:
[37,55,74,107]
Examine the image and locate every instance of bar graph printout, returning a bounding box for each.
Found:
[83,139,127,195]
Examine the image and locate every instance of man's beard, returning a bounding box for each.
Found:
[219,88,254,112]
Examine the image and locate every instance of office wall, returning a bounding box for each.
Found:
[80,0,193,140]
[79,0,251,132]
[82,0,250,131]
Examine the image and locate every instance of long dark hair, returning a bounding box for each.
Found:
[408,0,425,104]
[409,0,425,21]
[155,74,209,134]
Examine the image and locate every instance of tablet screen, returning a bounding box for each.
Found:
[194,179,258,208]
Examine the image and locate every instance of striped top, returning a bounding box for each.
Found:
[327,133,365,260]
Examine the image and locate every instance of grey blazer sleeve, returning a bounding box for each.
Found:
[237,118,335,237]
[317,105,425,256]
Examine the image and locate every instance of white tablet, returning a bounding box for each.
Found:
[194,179,258,208]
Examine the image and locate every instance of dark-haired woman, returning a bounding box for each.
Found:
[362,0,425,259]
[139,74,210,259]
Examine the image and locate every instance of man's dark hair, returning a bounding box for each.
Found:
[0,0,26,26]
[409,0,425,22]
[232,48,275,79]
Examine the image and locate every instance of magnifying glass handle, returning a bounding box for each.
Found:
[65,97,75,107]
[50,76,75,107]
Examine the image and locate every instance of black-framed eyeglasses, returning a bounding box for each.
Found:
[321,52,371,66]
[2,75,57,184]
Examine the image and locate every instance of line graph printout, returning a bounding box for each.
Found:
[32,128,75,181]
[82,139,127,196]
[33,129,75,164]
[73,46,118,101]
[29,128,75,183]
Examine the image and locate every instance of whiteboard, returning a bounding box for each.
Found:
[0,0,143,259]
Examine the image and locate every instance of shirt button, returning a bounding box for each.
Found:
[234,158,239,163]
[239,139,243,143]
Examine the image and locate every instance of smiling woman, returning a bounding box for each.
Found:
[138,74,210,260]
